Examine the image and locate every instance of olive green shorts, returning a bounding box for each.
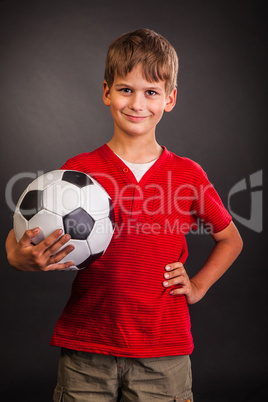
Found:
[53,348,193,402]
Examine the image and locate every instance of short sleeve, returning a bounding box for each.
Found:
[190,168,232,233]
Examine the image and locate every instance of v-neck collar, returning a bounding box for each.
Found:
[100,143,171,187]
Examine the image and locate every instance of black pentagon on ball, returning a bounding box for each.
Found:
[63,207,95,240]
[62,171,93,188]
[20,190,43,220]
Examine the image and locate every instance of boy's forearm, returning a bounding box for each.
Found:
[190,222,243,300]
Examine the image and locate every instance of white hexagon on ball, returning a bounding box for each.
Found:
[81,184,110,221]
[28,209,64,244]
[60,239,91,270]
[27,170,64,192]
[43,181,81,217]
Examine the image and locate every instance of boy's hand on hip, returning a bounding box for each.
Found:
[163,262,203,304]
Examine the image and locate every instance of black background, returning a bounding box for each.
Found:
[0,0,267,401]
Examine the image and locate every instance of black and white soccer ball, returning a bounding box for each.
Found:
[13,170,115,270]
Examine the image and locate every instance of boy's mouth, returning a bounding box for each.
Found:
[122,113,150,122]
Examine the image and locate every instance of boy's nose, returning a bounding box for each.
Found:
[129,93,145,111]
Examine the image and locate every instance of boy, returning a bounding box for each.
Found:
[6,29,243,401]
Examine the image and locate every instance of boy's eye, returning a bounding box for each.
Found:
[146,90,157,96]
[119,88,132,93]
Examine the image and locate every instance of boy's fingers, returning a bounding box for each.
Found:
[164,262,185,279]
[163,262,189,288]
[19,228,41,246]
[44,261,75,272]
[48,244,75,265]
[163,275,185,288]
[165,262,183,271]
[43,234,72,257]
[33,229,64,253]
[164,267,185,279]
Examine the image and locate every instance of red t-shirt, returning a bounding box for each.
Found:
[50,144,232,357]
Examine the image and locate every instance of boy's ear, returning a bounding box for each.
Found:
[103,81,111,106]
[164,88,177,112]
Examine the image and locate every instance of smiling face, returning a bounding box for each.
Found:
[103,64,177,140]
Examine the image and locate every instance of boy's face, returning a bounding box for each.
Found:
[103,64,177,139]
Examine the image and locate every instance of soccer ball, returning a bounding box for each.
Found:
[13,170,115,270]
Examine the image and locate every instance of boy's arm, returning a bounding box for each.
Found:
[5,228,75,272]
[163,221,243,304]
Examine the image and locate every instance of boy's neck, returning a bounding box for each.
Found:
[107,135,163,164]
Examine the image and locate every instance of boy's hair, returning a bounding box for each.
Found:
[104,28,179,95]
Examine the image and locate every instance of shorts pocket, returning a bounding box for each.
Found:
[53,383,64,402]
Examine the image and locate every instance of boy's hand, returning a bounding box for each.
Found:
[5,228,75,272]
[162,223,243,305]
[163,262,204,304]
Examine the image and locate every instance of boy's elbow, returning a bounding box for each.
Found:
[213,221,243,259]
[231,224,243,258]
